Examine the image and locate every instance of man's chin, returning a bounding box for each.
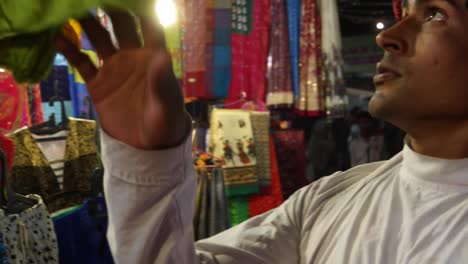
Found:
[368,92,390,119]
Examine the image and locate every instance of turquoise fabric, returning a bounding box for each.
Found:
[0,0,153,83]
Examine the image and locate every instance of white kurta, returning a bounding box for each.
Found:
[101,131,468,264]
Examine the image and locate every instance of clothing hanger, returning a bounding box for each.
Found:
[0,148,37,214]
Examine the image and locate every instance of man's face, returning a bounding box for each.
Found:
[370,0,468,129]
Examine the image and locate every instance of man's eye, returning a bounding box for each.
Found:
[426,8,447,22]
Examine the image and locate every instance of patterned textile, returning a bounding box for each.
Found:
[0,195,59,264]
[297,0,323,116]
[0,71,20,134]
[250,112,271,193]
[183,0,231,99]
[287,0,301,100]
[209,109,259,197]
[227,0,270,107]
[266,0,293,107]
[232,0,253,34]
[272,130,308,199]
[8,118,100,213]
[0,72,32,134]
[183,0,207,99]
[211,0,232,98]
[248,137,283,217]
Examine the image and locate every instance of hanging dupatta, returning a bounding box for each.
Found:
[297,0,323,116]
[227,0,271,108]
[266,0,293,108]
[319,0,347,118]
[287,0,301,101]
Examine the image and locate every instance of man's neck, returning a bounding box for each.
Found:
[406,120,468,159]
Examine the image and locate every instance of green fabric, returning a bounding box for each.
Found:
[51,205,81,220]
[0,0,154,83]
[228,196,249,226]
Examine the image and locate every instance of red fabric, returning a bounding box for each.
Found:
[227,0,271,107]
[0,72,20,133]
[272,130,308,199]
[393,0,402,21]
[248,137,284,217]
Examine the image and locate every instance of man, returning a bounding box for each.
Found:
[349,111,385,166]
[55,0,468,263]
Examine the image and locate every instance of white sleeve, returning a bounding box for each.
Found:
[101,131,303,264]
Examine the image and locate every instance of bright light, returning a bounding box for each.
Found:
[376,22,385,30]
[155,0,177,27]
[0,68,5,73]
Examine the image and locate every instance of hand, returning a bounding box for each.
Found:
[54,11,191,150]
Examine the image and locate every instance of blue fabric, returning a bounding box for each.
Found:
[0,234,8,264]
[53,198,114,264]
[287,0,301,99]
[213,7,232,98]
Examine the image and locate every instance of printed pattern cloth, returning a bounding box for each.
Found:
[209,109,259,197]
[0,195,59,264]
[250,112,271,193]
[8,118,100,213]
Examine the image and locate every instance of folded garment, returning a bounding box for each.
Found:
[0,0,153,83]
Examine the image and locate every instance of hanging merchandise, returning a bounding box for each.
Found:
[0,135,59,264]
[228,196,249,226]
[297,0,323,116]
[232,0,253,34]
[53,197,114,264]
[193,167,230,241]
[272,129,308,199]
[319,0,348,118]
[287,0,301,100]
[0,71,33,134]
[183,0,231,99]
[8,118,100,213]
[248,137,283,217]
[227,0,271,107]
[266,0,294,108]
[209,109,259,197]
[162,1,184,80]
[250,112,272,194]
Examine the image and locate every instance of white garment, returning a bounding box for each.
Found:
[101,131,468,264]
[31,131,68,190]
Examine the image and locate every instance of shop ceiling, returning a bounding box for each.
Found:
[338,0,395,36]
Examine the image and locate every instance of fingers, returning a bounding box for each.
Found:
[79,15,116,60]
[54,34,98,82]
[107,10,142,49]
[140,15,167,50]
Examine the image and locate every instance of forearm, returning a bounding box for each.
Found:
[101,130,198,264]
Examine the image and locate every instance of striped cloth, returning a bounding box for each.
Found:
[32,131,68,190]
